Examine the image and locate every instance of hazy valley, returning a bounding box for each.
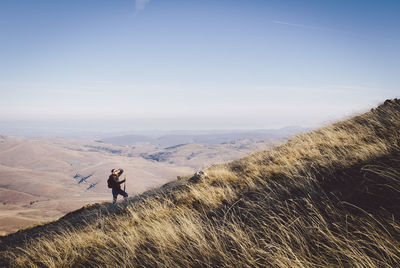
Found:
[0,129,299,234]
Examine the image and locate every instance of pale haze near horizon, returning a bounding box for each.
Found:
[0,0,399,134]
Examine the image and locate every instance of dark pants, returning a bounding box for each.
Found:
[112,188,128,204]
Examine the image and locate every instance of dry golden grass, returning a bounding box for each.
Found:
[1,99,400,267]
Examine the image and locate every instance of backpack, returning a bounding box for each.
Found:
[107,175,115,188]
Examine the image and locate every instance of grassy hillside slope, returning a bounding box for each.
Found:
[1,99,400,267]
[0,135,195,235]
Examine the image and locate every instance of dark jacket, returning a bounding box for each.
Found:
[109,169,125,190]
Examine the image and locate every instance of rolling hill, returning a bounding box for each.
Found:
[0,132,278,235]
[1,99,400,267]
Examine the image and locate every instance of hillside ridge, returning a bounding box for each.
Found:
[1,99,400,267]
[0,178,187,251]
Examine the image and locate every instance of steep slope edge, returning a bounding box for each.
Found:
[1,99,400,267]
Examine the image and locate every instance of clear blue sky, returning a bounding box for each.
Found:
[0,0,399,130]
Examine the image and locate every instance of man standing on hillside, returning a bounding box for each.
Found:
[108,168,128,204]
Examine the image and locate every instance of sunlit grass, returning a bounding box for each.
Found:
[2,99,400,267]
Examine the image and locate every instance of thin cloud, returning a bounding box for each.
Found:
[272,20,324,31]
[135,0,150,11]
[273,20,400,43]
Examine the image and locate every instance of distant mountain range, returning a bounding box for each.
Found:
[99,126,308,147]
